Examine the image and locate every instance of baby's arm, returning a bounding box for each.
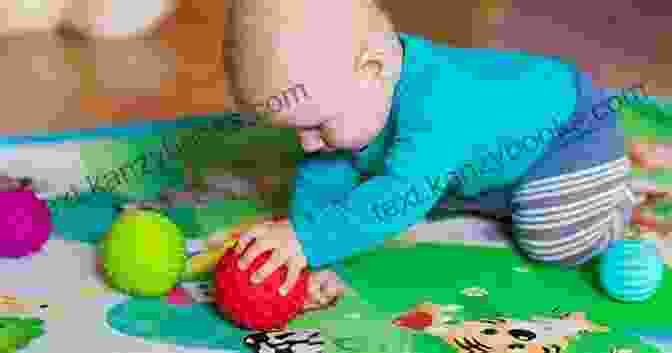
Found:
[289,153,361,265]
[290,130,460,267]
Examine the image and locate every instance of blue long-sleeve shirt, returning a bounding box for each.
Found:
[288,32,662,267]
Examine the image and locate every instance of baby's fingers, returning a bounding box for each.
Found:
[234,229,259,255]
[206,218,268,250]
[251,250,289,285]
[237,236,268,270]
[279,256,307,296]
[235,221,275,254]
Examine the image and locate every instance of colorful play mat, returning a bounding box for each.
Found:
[2,100,672,353]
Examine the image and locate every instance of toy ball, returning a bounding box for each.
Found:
[0,190,52,258]
[600,238,664,303]
[100,209,186,297]
[214,242,310,331]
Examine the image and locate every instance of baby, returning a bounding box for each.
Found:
[207,0,671,311]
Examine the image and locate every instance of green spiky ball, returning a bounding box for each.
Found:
[100,209,186,297]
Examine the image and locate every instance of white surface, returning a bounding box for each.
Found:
[0,141,85,195]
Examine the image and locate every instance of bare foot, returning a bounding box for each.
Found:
[302,270,346,313]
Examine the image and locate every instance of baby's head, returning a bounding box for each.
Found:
[229,0,403,153]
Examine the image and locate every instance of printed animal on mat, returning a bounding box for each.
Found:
[244,329,325,353]
[393,303,609,353]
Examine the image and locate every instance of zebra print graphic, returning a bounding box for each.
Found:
[244,329,325,353]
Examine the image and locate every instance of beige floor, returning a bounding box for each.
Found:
[0,0,670,135]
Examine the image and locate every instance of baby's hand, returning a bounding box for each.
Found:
[232,219,309,296]
[302,270,347,312]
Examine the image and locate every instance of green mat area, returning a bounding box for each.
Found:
[621,102,672,143]
[326,243,670,352]
[338,243,670,331]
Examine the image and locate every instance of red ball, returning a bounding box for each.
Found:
[214,244,310,331]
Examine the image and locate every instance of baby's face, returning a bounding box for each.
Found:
[228,0,402,154]
[237,79,393,154]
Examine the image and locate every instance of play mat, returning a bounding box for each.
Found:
[2,100,672,353]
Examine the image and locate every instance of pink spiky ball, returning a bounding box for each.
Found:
[0,189,52,257]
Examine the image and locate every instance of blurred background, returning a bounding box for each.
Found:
[0,0,670,134]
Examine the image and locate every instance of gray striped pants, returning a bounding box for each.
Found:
[510,76,636,266]
[512,157,635,265]
[433,74,637,266]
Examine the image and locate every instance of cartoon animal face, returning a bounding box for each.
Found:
[426,315,594,353]
[394,304,608,353]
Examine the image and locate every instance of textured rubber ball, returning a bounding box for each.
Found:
[0,190,52,258]
[600,239,664,303]
[100,209,186,297]
[214,241,310,331]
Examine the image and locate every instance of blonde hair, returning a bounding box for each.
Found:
[228,0,400,109]
[367,0,396,30]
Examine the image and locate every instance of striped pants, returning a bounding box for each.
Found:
[434,72,636,266]
[511,73,636,266]
[512,157,635,265]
